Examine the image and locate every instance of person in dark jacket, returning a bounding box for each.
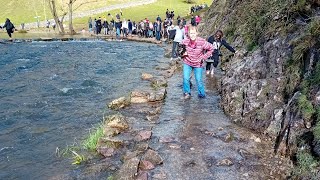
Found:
[3,18,15,40]
[206,30,235,75]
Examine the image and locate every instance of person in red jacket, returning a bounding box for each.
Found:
[180,26,214,99]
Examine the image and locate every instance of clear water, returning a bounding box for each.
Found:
[0,41,163,179]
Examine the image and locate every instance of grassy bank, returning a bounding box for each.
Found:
[72,0,211,30]
[0,0,134,25]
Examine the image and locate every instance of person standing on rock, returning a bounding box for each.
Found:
[206,30,235,76]
[180,26,214,99]
[2,18,15,40]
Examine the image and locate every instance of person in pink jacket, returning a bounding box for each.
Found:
[180,26,214,99]
[195,15,201,26]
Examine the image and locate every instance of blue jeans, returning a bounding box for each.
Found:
[183,63,205,97]
[116,27,120,39]
[172,41,178,58]
[156,31,161,40]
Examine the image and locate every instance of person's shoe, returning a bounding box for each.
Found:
[183,93,191,99]
[198,94,206,98]
[206,71,210,75]
[170,57,173,61]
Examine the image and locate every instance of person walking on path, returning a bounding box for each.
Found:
[171,23,185,60]
[2,18,15,40]
[180,26,214,99]
[206,30,235,76]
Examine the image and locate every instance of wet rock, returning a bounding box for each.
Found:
[146,115,159,122]
[148,88,167,102]
[238,148,252,159]
[216,158,234,166]
[168,143,181,149]
[155,64,171,71]
[159,136,175,143]
[97,147,115,157]
[116,157,140,180]
[135,143,149,152]
[224,132,234,142]
[103,127,120,137]
[139,160,155,170]
[135,130,152,141]
[152,172,167,179]
[147,107,162,115]
[131,91,149,103]
[136,171,149,180]
[151,77,168,88]
[108,96,130,110]
[123,151,139,161]
[99,136,124,148]
[142,149,163,165]
[218,127,224,131]
[141,73,153,80]
[106,114,129,131]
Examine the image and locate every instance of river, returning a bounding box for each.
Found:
[0,41,163,179]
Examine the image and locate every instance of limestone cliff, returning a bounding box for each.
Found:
[200,0,320,178]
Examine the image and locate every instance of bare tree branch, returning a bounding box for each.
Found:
[74,0,98,12]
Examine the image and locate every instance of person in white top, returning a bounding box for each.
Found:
[171,23,185,60]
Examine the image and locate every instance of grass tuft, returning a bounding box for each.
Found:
[298,94,315,121]
[82,123,104,151]
[293,150,318,178]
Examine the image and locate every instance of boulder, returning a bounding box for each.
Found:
[130,91,149,103]
[139,160,155,170]
[141,73,153,80]
[135,130,152,141]
[116,157,140,180]
[151,77,168,88]
[148,88,167,102]
[97,147,115,157]
[142,149,163,165]
[108,96,130,110]
[106,114,129,131]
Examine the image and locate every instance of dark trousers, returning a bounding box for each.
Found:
[172,41,179,58]
[7,30,12,38]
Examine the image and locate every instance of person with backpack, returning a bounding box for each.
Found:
[206,30,236,76]
[180,26,214,99]
[3,18,15,40]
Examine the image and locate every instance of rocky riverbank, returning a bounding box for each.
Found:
[60,44,293,179]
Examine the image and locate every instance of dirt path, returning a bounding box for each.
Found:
[24,0,157,29]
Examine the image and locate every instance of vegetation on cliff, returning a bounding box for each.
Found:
[202,0,320,178]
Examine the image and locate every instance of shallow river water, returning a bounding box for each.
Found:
[0,41,164,179]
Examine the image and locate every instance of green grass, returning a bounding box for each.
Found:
[82,123,104,151]
[72,0,212,30]
[0,0,134,25]
[293,150,318,178]
[298,94,315,121]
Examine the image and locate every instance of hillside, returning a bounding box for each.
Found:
[200,0,320,178]
[0,0,134,25]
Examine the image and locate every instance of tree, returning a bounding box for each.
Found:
[47,0,98,35]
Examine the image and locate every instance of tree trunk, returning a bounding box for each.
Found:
[48,0,65,34]
[68,2,76,35]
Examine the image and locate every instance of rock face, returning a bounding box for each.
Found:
[221,42,288,134]
[202,0,320,158]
